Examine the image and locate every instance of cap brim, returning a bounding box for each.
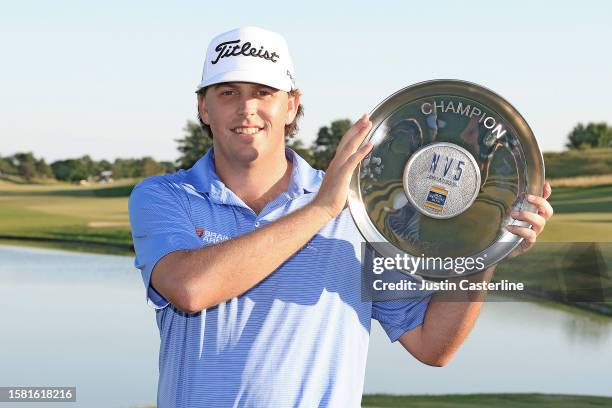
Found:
[196,69,293,93]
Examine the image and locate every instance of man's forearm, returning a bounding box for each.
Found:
[153,203,333,312]
[399,266,496,366]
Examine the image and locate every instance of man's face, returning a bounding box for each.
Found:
[198,82,300,164]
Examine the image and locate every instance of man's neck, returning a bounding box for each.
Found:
[214,148,293,214]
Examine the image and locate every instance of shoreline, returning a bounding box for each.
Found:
[0,236,133,256]
[1,237,610,319]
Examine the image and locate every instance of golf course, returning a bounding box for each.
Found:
[2,173,611,248]
[1,152,611,408]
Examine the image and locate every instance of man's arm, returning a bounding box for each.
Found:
[151,115,373,313]
[399,185,554,366]
[398,267,494,367]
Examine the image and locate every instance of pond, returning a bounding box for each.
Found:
[1,245,610,407]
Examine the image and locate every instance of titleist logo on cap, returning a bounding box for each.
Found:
[211,39,280,65]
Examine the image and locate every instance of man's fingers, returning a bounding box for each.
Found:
[505,225,537,243]
[347,141,374,169]
[527,194,553,220]
[336,114,371,157]
[346,120,373,155]
[510,210,546,235]
[543,182,552,200]
[335,114,366,151]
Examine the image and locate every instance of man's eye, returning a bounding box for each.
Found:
[221,90,235,96]
[258,89,272,96]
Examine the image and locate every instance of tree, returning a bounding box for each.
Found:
[96,159,112,173]
[34,158,53,178]
[566,122,612,149]
[50,157,94,182]
[50,160,72,181]
[112,158,140,178]
[14,152,37,182]
[176,120,213,170]
[0,155,17,175]
[286,138,315,167]
[140,156,163,177]
[159,161,176,174]
[312,119,352,170]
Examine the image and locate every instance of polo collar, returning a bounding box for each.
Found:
[184,147,322,200]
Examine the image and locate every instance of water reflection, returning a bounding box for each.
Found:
[1,245,611,407]
[366,299,612,397]
[563,314,612,346]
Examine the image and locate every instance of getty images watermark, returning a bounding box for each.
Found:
[369,252,524,292]
[361,242,611,305]
[359,243,531,302]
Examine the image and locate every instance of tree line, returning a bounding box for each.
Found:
[1,120,610,183]
[566,122,612,149]
[0,153,174,183]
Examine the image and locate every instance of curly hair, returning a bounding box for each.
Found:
[196,88,304,139]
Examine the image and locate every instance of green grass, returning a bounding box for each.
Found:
[132,394,612,408]
[545,148,612,178]
[536,184,612,243]
[360,394,612,407]
[0,180,134,254]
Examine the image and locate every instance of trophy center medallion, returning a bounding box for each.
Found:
[402,142,481,219]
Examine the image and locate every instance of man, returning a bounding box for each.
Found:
[129,26,553,407]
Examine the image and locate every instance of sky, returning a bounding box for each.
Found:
[1,0,611,163]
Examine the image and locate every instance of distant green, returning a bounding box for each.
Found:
[360,394,612,407]
[544,148,612,178]
[132,393,612,408]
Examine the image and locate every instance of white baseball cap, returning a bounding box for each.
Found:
[196,26,296,92]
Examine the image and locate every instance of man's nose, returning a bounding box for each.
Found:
[237,95,258,117]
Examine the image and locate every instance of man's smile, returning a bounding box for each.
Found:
[231,126,264,135]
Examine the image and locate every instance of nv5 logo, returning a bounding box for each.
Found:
[430,152,465,181]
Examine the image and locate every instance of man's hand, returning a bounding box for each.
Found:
[400,182,554,366]
[311,114,373,220]
[505,181,554,259]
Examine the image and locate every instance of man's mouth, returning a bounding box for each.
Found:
[232,126,263,135]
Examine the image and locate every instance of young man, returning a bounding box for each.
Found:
[129,26,553,407]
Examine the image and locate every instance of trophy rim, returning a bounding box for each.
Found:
[348,79,546,277]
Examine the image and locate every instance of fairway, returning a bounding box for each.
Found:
[2,180,611,248]
[0,180,135,252]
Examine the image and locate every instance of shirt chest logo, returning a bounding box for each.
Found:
[195,228,231,244]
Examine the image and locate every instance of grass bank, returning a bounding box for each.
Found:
[132,393,612,408]
[545,148,612,179]
[361,393,612,407]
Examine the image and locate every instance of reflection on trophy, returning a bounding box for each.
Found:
[348,80,545,277]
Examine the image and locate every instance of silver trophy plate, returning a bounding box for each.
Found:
[348,80,545,278]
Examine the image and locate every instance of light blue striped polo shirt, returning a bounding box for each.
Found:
[129,148,432,408]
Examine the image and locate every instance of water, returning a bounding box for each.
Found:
[1,245,610,407]
[366,301,612,396]
[0,246,159,408]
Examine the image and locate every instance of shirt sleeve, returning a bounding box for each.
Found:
[128,180,202,309]
[371,292,433,342]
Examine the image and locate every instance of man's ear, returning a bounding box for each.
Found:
[198,93,210,125]
[285,89,301,125]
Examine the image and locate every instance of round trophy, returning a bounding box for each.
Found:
[348,80,545,278]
